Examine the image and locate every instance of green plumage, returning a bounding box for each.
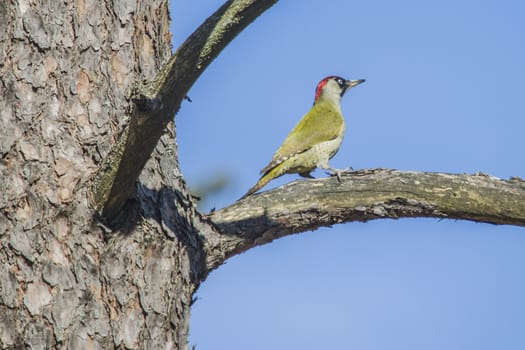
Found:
[240,76,364,199]
[242,99,344,198]
[261,101,344,174]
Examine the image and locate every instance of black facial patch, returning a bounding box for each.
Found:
[332,76,348,96]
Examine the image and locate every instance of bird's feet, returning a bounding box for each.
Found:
[325,166,353,182]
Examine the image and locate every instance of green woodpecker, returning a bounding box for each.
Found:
[241,76,365,198]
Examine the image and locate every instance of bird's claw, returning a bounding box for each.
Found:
[325,167,353,182]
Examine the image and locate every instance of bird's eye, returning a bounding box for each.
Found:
[337,78,344,85]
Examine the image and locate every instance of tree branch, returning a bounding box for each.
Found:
[206,169,525,268]
[91,0,278,220]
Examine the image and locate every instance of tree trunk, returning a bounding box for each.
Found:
[0,1,204,348]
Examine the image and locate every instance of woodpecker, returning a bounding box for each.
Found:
[241,76,365,198]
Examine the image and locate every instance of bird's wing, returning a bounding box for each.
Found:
[260,102,343,174]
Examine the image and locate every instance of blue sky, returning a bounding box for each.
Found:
[170,1,525,349]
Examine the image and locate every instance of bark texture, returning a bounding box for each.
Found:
[0,0,204,348]
[208,169,525,267]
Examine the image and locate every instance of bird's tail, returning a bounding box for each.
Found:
[240,163,285,200]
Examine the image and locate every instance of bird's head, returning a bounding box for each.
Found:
[314,76,365,104]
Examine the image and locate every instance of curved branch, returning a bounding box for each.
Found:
[92,0,278,219]
[206,169,525,269]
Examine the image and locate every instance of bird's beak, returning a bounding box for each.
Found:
[346,79,366,89]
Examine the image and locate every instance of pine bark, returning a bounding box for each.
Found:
[0,1,202,348]
[209,169,525,263]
